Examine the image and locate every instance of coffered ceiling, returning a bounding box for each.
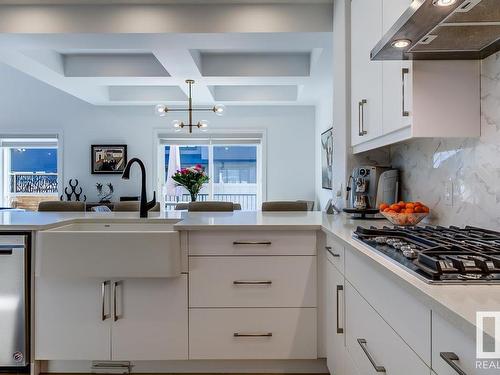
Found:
[0,32,332,106]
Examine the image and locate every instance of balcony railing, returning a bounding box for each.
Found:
[165,193,257,211]
[10,173,58,194]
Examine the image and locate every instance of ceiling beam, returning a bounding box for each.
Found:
[0,3,333,33]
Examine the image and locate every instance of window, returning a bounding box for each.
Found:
[158,134,263,211]
[0,136,60,210]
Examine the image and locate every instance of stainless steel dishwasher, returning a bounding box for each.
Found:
[0,233,30,372]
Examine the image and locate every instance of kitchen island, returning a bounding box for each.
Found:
[1,210,497,375]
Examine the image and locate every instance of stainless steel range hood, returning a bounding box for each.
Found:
[371,0,500,60]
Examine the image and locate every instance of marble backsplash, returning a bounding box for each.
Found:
[391,52,500,230]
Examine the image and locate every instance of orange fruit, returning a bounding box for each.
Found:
[404,208,415,214]
[379,203,389,211]
[421,206,430,213]
[390,204,401,212]
[405,203,415,209]
[398,201,406,208]
[414,206,425,213]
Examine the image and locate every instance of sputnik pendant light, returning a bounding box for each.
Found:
[155,79,225,133]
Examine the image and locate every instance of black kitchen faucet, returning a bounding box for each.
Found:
[122,157,156,218]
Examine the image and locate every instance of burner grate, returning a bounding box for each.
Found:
[353,225,500,283]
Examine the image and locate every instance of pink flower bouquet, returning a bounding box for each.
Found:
[171,164,209,201]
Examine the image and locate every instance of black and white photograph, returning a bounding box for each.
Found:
[91,145,127,174]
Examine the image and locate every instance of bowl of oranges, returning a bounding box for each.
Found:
[378,201,430,226]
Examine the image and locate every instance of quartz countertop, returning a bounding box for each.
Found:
[321,214,500,341]
[0,209,497,339]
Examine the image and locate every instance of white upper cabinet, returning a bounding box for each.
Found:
[351,0,481,154]
[382,0,413,137]
[350,0,383,146]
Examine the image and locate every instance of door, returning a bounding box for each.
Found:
[351,0,383,146]
[111,276,188,360]
[345,281,429,374]
[326,259,345,375]
[432,310,491,375]
[382,0,413,135]
[35,278,112,360]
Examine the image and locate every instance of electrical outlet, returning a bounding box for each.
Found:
[444,180,453,206]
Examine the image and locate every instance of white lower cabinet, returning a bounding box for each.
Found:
[326,257,345,375]
[432,311,490,375]
[35,277,111,360]
[344,347,362,375]
[189,308,317,360]
[35,275,188,361]
[111,277,188,360]
[188,230,318,361]
[345,281,429,374]
[345,244,431,364]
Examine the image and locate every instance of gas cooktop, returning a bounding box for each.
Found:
[353,225,500,284]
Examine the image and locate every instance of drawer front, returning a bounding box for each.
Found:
[432,311,490,375]
[345,245,431,364]
[325,234,345,274]
[189,256,316,308]
[188,231,316,256]
[189,308,317,359]
[345,281,430,375]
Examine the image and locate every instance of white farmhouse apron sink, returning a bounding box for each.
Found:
[36,222,181,278]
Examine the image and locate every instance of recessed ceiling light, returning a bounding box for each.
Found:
[432,0,457,7]
[391,39,412,48]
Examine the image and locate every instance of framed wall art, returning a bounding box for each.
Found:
[91,144,127,174]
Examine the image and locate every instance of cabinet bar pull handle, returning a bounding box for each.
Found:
[234,332,273,337]
[233,280,272,285]
[101,280,110,321]
[325,246,340,257]
[233,241,272,245]
[336,285,344,334]
[357,338,386,372]
[358,101,362,136]
[359,99,367,136]
[440,352,467,375]
[113,281,122,322]
[402,68,410,117]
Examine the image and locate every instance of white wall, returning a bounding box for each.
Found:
[0,63,316,204]
[314,0,349,211]
[314,99,334,210]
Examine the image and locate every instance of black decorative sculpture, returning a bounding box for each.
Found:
[96,182,114,203]
[60,179,87,202]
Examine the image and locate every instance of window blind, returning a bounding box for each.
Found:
[0,135,59,148]
[158,132,262,146]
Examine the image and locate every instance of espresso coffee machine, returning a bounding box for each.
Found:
[344,166,399,219]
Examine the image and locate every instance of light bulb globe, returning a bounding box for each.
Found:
[155,104,167,117]
[214,104,226,116]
